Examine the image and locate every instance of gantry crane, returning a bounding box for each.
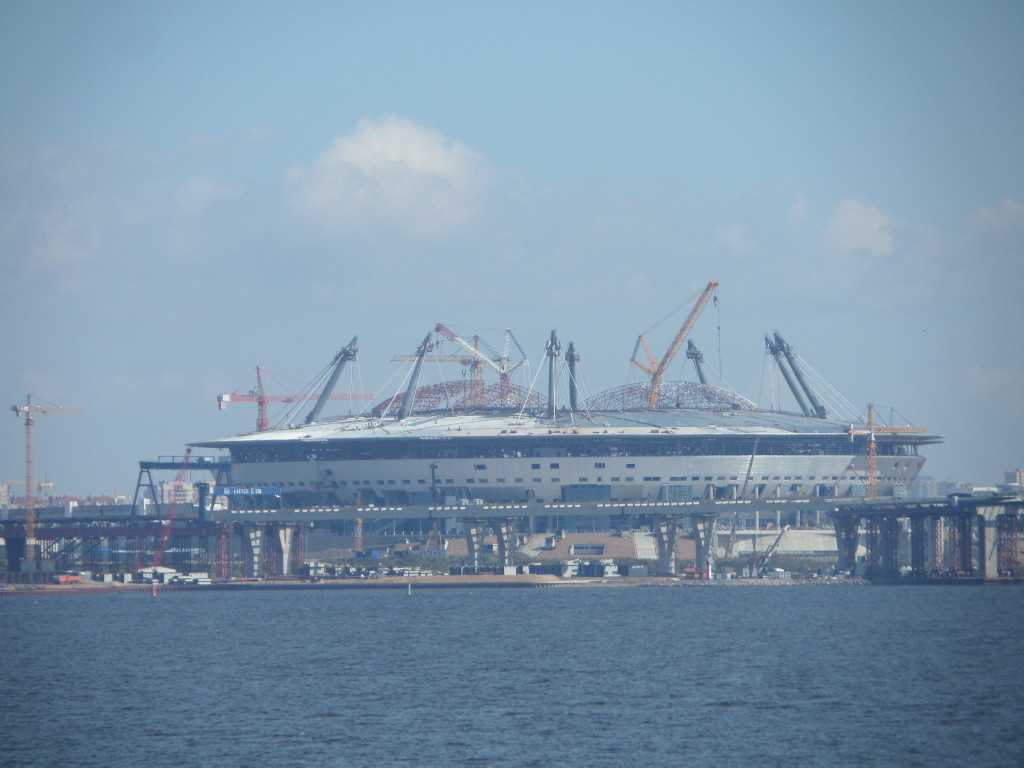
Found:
[631,280,719,410]
[11,395,82,563]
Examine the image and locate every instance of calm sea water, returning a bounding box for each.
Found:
[1,584,1022,768]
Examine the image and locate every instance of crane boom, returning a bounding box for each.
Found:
[643,280,719,410]
[218,362,371,431]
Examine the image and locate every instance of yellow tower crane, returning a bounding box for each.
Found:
[11,395,82,562]
[853,404,926,499]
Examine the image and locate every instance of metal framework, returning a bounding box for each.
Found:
[583,381,756,412]
[371,380,547,417]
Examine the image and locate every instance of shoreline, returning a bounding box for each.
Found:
[0,573,876,594]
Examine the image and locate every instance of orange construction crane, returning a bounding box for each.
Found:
[632,280,719,410]
[218,366,371,431]
[852,404,927,499]
[11,395,82,562]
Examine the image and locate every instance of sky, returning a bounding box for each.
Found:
[1,0,1022,497]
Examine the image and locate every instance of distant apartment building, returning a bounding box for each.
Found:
[1001,468,1024,493]
[158,480,199,506]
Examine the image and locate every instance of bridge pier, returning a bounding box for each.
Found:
[276,524,295,576]
[948,512,974,576]
[975,505,1018,579]
[242,524,265,579]
[691,515,716,577]
[833,516,859,573]
[493,519,517,568]
[831,497,1023,581]
[997,509,1020,577]
[652,518,677,576]
[464,520,487,570]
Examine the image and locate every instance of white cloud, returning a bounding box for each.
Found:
[717,223,750,254]
[175,176,241,217]
[970,197,1024,230]
[286,115,489,237]
[824,198,896,257]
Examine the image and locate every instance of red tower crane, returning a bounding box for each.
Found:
[218,366,372,431]
[152,448,192,569]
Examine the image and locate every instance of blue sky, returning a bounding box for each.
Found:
[2,0,1022,496]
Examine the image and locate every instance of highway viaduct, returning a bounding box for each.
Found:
[1,495,1020,583]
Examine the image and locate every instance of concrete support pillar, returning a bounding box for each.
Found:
[930,517,944,575]
[277,525,295,576]
[864,519,880,578]
[976,506,1002,580]
[464,520,487,571]
[242,524,265,579]
[832,516,859,573]
[910,516,926,581]
[949,513,973,575]
[494,518,517,568]
[689,515,716,577]
[997,511,1020,577]
[216,524,231,578]
[880,516,900,580]
[653,518,677,576]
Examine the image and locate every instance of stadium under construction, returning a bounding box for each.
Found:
[3,281,1022,583]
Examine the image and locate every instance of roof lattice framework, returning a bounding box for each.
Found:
[371,381,548,417]
[583,381,757,412]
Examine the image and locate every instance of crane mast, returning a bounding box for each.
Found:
[11,395,82,563]
[153,448,192,569]
[848,404,927,499]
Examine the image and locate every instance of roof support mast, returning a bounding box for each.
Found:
[686,340,708,385]
[566,342,579,412]
[305,337,359,424]
[546,330,561,421]
[773,331,827,419]
[766,334,813,417]
[398,333,434,420]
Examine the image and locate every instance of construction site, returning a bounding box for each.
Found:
[4,281,1022,586]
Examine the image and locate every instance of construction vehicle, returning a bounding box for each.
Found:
[754,525,790,576]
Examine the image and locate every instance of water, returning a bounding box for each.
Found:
[2,584,1022,767]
